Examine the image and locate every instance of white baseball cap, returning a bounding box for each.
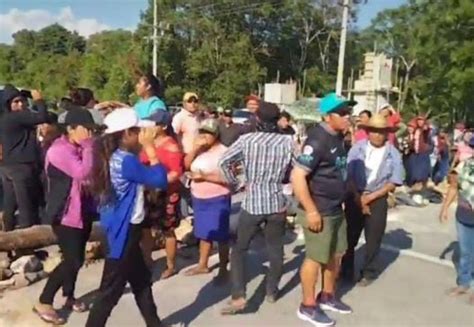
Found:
[378,103,391,111]
[103,108,154,134]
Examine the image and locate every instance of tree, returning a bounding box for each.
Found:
[363,0,473,125]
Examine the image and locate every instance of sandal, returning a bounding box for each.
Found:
[220,301,247,315]
[65,298,88,313]
[160,268,178,280]
[446,286,469,297]
[33,306,66,325]
[184,266,210,277]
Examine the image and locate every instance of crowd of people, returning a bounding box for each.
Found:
[0,74,473,326]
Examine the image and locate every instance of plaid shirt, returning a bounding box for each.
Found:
[457,158,474,208]
[219,132,295,215]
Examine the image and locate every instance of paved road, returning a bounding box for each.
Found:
[1,203,473,326]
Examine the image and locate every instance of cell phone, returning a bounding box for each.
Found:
[182,173,192,188]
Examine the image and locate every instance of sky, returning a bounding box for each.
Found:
[0,0,407,45]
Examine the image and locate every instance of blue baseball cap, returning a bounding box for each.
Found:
[469,135,474,148]
[145,110,172,126]
[319,92,357,115]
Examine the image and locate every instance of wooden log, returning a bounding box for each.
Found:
[0,223,104,251]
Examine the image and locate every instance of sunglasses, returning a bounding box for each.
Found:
[12,98,27,104]
[187,97,199,104]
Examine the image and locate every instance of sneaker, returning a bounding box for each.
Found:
[297,304,335,326]
[318,293,352,314]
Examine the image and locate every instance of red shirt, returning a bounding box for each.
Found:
[387,112,401,145]
[140,136,184,193]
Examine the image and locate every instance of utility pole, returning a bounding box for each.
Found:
[152,0,158,76]
[335,0,350,96]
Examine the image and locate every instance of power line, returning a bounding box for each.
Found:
[190,0,284,18]
[185,0,280,12]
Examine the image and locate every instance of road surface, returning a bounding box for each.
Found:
[1,202,473,326]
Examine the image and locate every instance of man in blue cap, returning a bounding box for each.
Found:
[292,92,355,326]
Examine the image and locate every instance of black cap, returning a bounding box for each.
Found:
[47,111,58,124]
[64,108,96,127]
[257,101,280,124]
[223,108,233,116]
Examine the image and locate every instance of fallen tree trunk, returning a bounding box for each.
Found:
[0,223,104,251]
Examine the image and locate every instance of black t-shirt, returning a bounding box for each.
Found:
[219,122,242,147]
[279,126,296,135]
[295,123,347,216]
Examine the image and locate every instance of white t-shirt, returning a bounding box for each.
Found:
[365,143,387,185]
[130,185,145,224]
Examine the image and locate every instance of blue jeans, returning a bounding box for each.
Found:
[456,220,474,289]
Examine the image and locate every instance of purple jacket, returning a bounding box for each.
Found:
[45,136,94,229]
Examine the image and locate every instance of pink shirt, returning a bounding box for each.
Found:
[354,129,368,142]
[190,144,230,199]
[172,109,200,154]
[45,136,94,229]
[457,143,474,162]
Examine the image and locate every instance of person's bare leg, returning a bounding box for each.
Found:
[198,240,212,269]
[334,254,344,283]
[161,236,177,279]
[301,258,321,306]
[185,240,211,276]
[322,256,337,295]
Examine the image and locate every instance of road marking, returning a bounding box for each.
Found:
[358,239,455,269]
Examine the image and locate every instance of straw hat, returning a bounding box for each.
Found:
[360,113,398,132]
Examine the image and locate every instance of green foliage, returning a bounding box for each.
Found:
[363,0,474,125]
[0,0,470,122]
[0,0,361,109]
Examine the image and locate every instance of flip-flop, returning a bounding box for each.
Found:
[33,307,66,325]
[184,267,210,277]
[220,302,247,315]
[65,299,88,313]
[446,286,469,296]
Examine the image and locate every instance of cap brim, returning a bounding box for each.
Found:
[347,100,357,107]
[360,124,398,132]
[137,120,156,128]
[198,127,218,135]
[323,100,357,114]
[104,120,155,134]
[59,122,102,129]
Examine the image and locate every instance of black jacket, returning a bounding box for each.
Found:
[0,85,48,165]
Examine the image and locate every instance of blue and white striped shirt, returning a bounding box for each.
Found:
[219,132,295,215]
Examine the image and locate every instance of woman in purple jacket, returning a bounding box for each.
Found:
[34,108,97,325]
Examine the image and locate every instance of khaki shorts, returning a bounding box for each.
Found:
[302,213,347,264]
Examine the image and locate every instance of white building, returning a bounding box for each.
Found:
[351,52,397,114]
[264,83,297,105]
